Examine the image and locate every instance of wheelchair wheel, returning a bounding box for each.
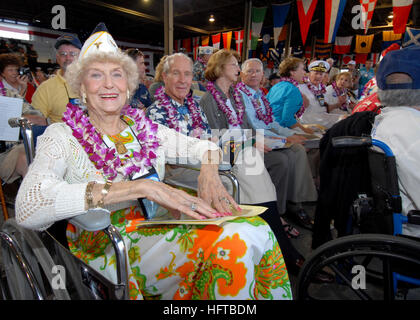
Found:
[296,234,420,300]
[0,219,71,300]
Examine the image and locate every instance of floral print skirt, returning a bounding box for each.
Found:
[66,206,292,300]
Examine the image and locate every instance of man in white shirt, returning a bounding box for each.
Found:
[371,45,420,237]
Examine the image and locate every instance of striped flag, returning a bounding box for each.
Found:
[324,0,347,44]
[334,36,353,54]
[393,0,413,34]
[251,7,267,50]
[222,31,233,50]
[174,39,181,52]
[192,36,200,60]
[212,33,221,50]
[272,2,291,48]
[360,0,377,34]
[304,45,312,59]
[403,27,420,47]
[315,39,332,59]
[297,0,318,45]
[355,34,374,53]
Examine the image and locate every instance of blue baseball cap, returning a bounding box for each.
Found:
[54,34,82,50]
[376,45,420,90]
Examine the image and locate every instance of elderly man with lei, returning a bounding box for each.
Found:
[146,53,297,293]
[298,60,346,129]
[15,24,292,301]
[237,58,318,234]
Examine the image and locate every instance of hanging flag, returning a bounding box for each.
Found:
[222,31,233,50]
[403,27,420,47]
[212,33,221,50]
[182,38,192,53]
[355,34,374,53]
[192,36,200,60]
[382,30,402,51]
[297,0,318,45]
[174,39,181,52]
[393,0,413,34]
[324,0,347,44]
[342,54,354,65]
[272,2,291,48]
[360,0,377,34]
[370,52,380,64]
[234,30,244,55]
[315,39,332,59]
[201,35,210,47]
[355,53,368,64]
[333,36,353,54]
[251,7,267,50]
[304,45,312,59]
[261,28,272,57]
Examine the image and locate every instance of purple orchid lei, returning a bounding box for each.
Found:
[0,80,7,97]
[303,76,326,96]
[206,81,245,126]
[62,103,160,181]
[236,81,273,125]
[154,86,206,134]
[279,77,306,118]
[331,81,350,111]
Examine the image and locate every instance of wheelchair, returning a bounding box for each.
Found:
[0,117,240,300]
[296,136,420,300]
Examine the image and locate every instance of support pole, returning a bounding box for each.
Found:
[164,0,174,55]
[242,0,252,62]
[285,21,293,58]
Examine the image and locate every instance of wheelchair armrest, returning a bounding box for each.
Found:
[69,208,111,232]
[408,210,420,226]
[166,157,232,171]
[332,136,372,148]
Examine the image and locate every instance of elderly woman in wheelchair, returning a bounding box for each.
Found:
[14,24,291,300]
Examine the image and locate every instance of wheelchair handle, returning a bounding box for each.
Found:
[332,136,372,148]
[8,117,31,129]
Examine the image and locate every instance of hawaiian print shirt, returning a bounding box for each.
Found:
[146,95,211,139]
[131,83,152,109]
[193,60,206,82]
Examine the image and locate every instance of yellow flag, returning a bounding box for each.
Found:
[355,34,374,53]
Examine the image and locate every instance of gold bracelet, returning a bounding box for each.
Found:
[85,181,97,210]
[96,180,113,208]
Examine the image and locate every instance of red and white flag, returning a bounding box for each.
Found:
[393,0,413,34]
[297,0,318,45]
[234,30,244,55]
[182,38,192,53]
[360,0,377,34]
[334,36,353,54]
[212,33,221,50]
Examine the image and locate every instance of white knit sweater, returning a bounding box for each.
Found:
[15,122,219,231]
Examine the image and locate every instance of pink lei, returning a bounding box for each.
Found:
[303,76,326,96]
[206,81,245,126]
[62,103,160,180]
[331,81,350,111]
[236,81,273,125]
[154,86,206,134]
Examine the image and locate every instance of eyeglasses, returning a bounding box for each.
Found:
[58,51,79,57]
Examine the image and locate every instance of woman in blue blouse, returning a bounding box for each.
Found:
[267,57,313,134]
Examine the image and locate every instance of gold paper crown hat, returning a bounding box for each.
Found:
[79,22,119,60]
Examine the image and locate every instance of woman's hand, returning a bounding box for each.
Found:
[286,134,307,145]
[197,164,240,215]
[141,179,221,220]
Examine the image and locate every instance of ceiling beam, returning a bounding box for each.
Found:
[80,0,211,34]
[173,1,243,18]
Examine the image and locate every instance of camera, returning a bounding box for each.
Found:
[18,67,31,76]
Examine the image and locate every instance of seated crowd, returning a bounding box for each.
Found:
[1,22,419,300]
